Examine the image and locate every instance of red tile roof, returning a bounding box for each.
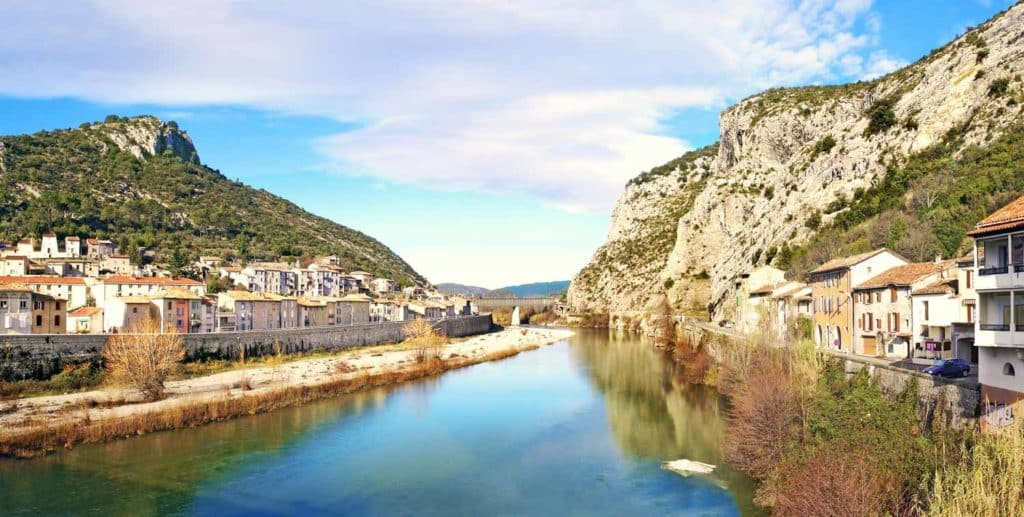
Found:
[69,307,103,317]
[968,194,1024,236]
[854,261,954,290]
[0,275,85,285]
[912,278,958,296]
[101,276,201,285]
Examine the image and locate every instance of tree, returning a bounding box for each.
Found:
[103,318,185,401]
[169,248,190,275]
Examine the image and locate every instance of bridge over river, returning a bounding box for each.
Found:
[473,297,561,312]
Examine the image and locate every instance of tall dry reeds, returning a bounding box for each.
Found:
[771,445,902,515]
[103,318,185,401]
[403,319,447,367]
[927,424,1024,516]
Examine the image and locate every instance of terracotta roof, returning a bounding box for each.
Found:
[66,236,80,241]
[0,282,32,292]
[3,256,29,261]
[750,282,787,296]
[968,194,1024,236]
[221,290,271,302]
[912,278,958,296]
[115,296,153,304]
[955,254,974,265]
[340,294,373,302]
[854,261,954,290]
[0,275,85,285]
[101,276,201,286]
[42,233,56,237]
[69,307,103,317]
[152,287,202,300]
[298,298,327,307]
[811,249,892,275]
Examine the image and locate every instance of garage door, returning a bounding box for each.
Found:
[863,336,877,357]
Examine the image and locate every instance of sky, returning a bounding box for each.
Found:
[0,1,1016,288]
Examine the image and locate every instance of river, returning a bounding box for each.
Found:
[0,329,759,516]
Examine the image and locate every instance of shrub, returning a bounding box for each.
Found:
[723,355,801,479]
[805,211,822,230]
[403,319,446,365]
[103,318,185,401]
[988,78,1010,98]
[772,445,901,515]
[865,99,897,135]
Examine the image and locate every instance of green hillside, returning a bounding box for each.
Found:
[0,115,425,286]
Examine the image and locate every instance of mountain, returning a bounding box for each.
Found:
[437,280,569,298]
[491,281,569,298]
[570,4,1024,322]
[0,115,426,286]
[436,283,491,297]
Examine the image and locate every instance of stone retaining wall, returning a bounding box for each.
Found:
[0,315,494,381]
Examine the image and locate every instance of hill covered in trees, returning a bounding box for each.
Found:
[0,115,426,286]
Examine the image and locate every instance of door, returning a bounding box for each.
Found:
[863,336,877,356]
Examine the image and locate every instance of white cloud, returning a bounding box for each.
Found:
[0,0,887,213]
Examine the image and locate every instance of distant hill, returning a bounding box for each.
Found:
[436,283,490,297]
[437,280,569,298]
[0,115,426,286]
[490,280,569,298]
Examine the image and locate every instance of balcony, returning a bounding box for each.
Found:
[980,323,1010,331]
[979,266,1009,276]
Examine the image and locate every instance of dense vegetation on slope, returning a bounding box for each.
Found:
[0,116,425,285]
[779,118,1024,278]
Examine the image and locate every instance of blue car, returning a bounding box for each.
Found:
[924,358,971,378]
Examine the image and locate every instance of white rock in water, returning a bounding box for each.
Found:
[662,459,716,476]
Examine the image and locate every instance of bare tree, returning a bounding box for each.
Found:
[103,318,185,401]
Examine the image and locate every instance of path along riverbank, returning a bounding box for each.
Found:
[0,327,574,457]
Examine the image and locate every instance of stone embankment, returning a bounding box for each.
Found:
[0,315,494,381]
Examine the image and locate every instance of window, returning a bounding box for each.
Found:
[55,302,61,310]
[876,317,881,329]
[54,315,60,326]
[875,292,881,303]
[132,307,138,314]
[35,315,42,327]
[967,304,975,323]
[19,300,27,310]
[893,313,900,332]
[168,302,173,310]
[1004,363,1016,376]
[0,301,6,310]
[923,301,929,321]
[890,287,897,302]
[966,270,973,289]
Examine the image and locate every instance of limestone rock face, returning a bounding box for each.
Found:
[94,116,201,164]
[569,4,1024,318]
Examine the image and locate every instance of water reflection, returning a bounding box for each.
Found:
[0,331,760,516]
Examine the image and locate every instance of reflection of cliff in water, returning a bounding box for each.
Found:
[571,330,727,463]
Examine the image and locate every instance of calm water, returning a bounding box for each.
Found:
[0,329,759,516]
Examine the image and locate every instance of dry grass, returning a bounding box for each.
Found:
[927,425,1024,516]
[0,344,534,458]
[103,318,185,401]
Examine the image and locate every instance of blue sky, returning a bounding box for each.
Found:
[0,1,1015,288]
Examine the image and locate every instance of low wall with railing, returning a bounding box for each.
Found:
[0,315,494,381]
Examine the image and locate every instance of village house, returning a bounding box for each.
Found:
[337,293,372,324]
[1,256,30,276]
[104,296,156,332]
[100,255,133,276]
[218,291,282,331]
[0,284,34,334]
[370,277,396,294]
[0,276,89,310]
[67,306,103,334]
[266,294,299,329]
[150,287,204,334]
[30,292,66,334]
[733,266,786,332]
[219,266,248,289]
[911,276,961,363]
[403,286,426,299]
[371,299,410,322]
[408,300,449,320]
[85,238,117,259]
[951,254,978,364]
[245,263,298,296]
[809,249,908,352]
[966,194,1024,427]
[766,281,812,337]
[851,260,954,358]
[298,298,329,327]
[92,276,205,310]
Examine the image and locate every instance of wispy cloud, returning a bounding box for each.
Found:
[0,0,888,212]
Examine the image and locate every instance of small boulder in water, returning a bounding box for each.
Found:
[662,459,716,477]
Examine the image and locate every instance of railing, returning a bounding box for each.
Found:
[979,266,1009,276]
[980,323,1010,331]
[1015,264,1024,273]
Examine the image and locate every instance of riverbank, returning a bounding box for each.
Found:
[0,326,574,458]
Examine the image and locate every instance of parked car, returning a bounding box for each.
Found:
[924,358,971,378]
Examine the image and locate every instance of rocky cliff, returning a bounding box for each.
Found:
[570,4,1024,320]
